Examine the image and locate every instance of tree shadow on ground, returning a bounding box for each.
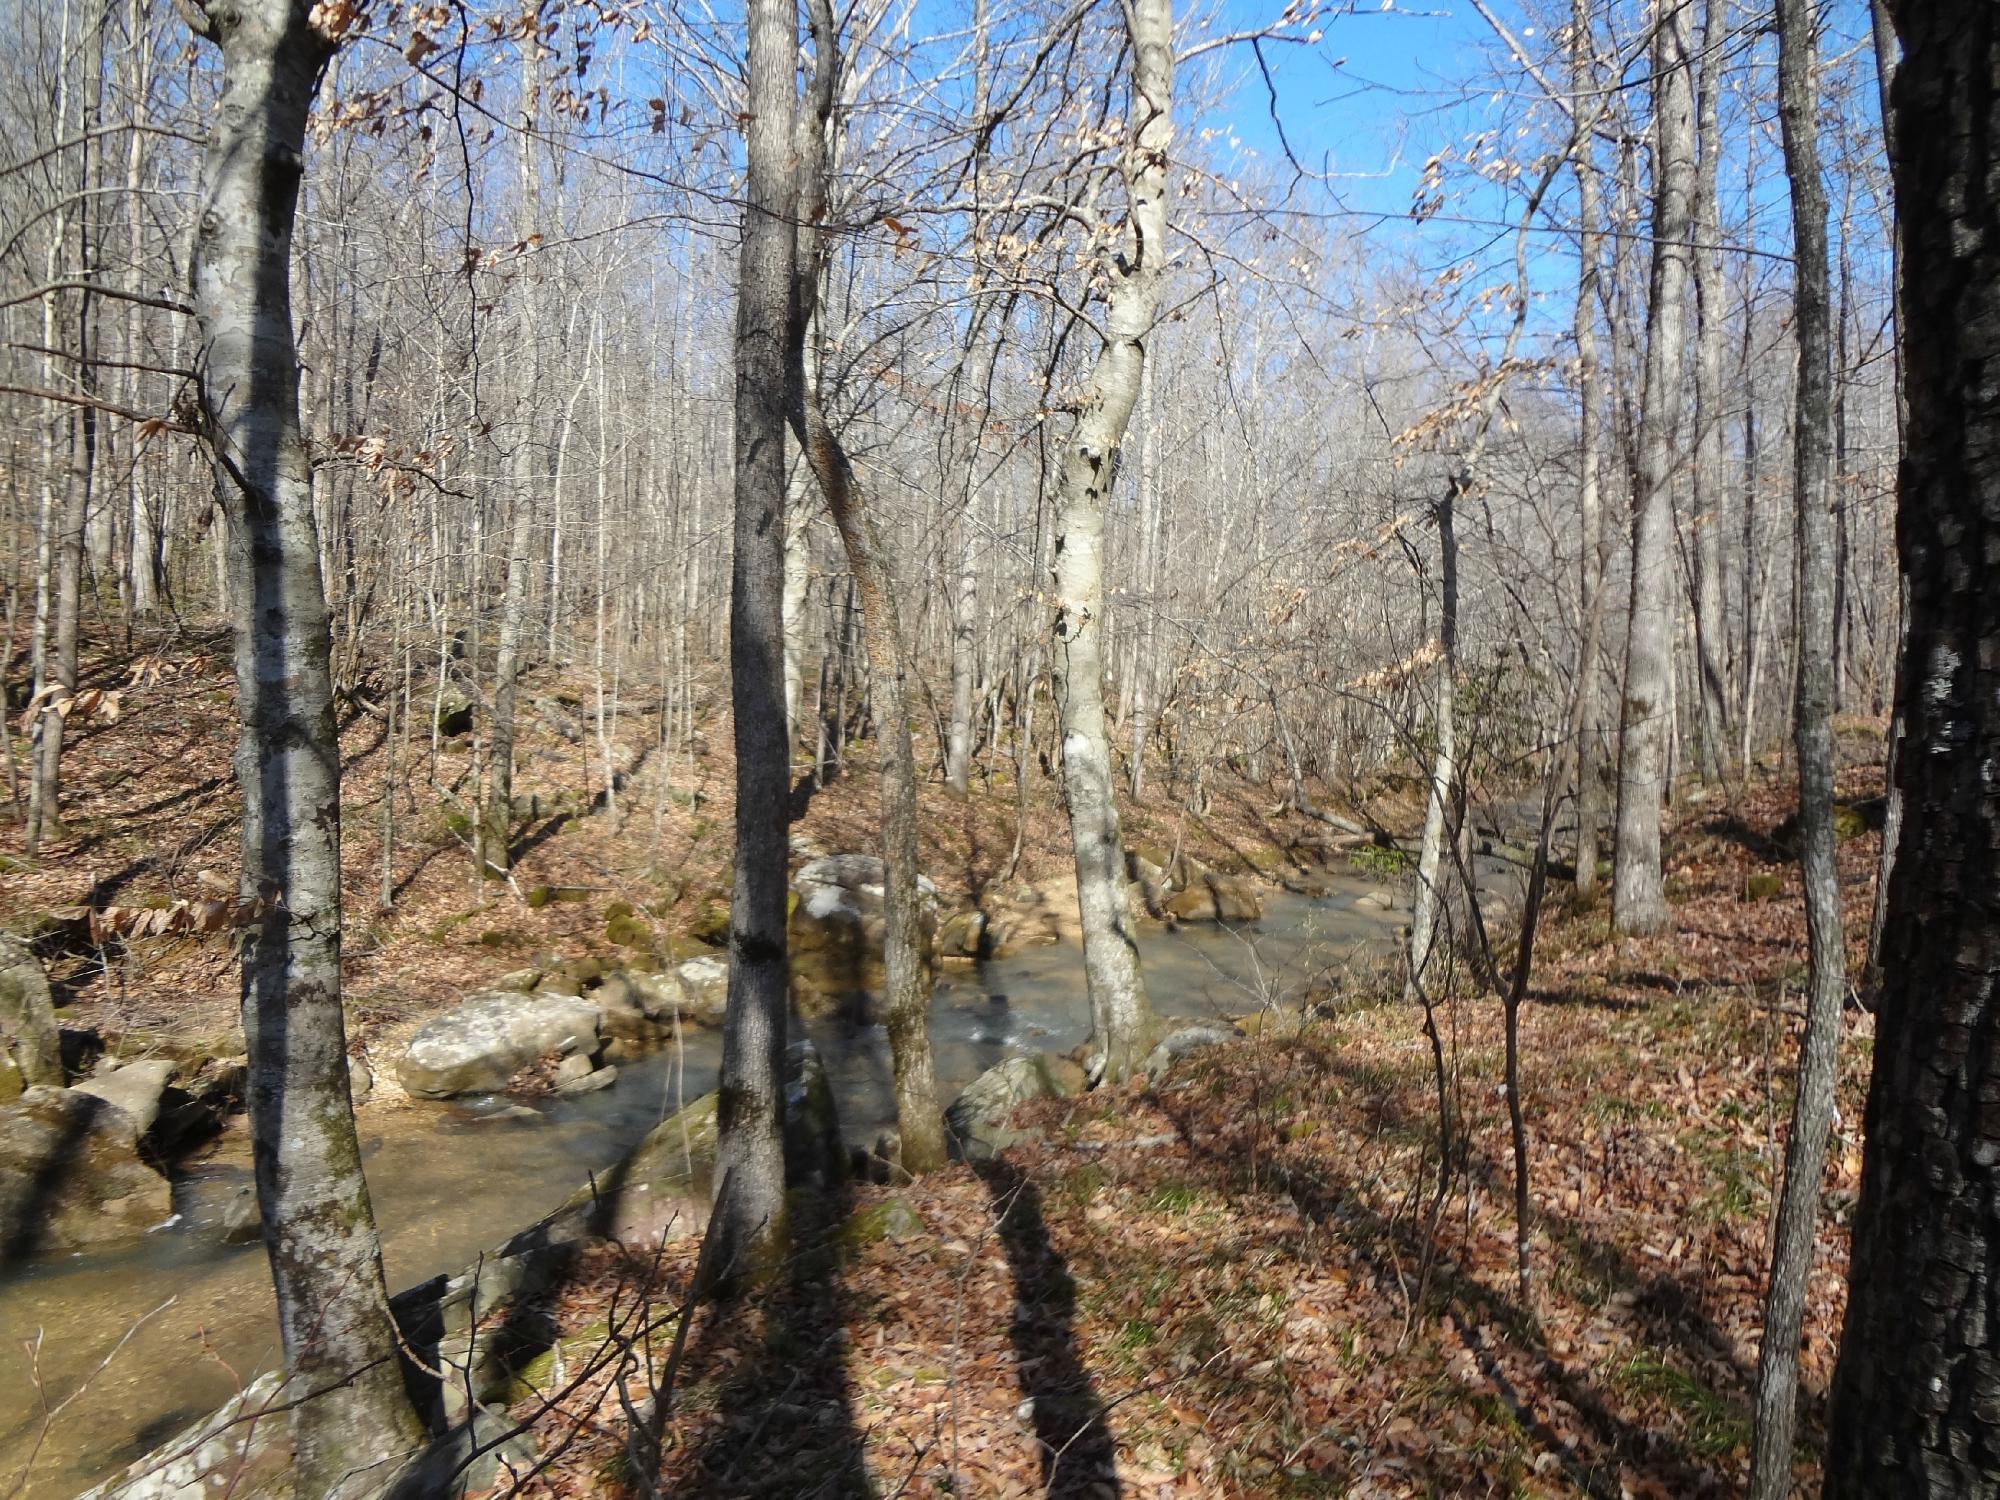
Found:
[1155,1052,1748,1498]
[975,1157,1122,1498]
[668,1178,871,1498]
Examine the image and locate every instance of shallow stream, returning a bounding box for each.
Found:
[0,881,1398,1496]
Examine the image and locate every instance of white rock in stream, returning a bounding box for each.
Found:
[394,991,600,1099]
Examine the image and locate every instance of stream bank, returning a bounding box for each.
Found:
[0,878,1402,1498]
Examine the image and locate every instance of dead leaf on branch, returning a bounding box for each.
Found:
[83,896,274,947]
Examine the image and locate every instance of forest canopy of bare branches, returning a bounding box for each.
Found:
[5,0,1980,1494]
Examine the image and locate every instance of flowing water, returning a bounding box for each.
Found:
[0,882,1399,1497]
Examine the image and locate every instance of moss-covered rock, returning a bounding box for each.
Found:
[842,1196,925,1246]
[1744,871,1785,903]
[0,934,62,1093]
[606,912,652,949]
[690,894,731,946]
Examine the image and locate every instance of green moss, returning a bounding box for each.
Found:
[1743,871,1784,903]
[526,884,555,909]
[691,896,731,946]
[841,1196,925,1246]
[503,1346,558,1403]
[606,912,653,949]
[604,900,636,922]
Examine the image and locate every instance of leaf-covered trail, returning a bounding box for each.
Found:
[493,775,1877,1498]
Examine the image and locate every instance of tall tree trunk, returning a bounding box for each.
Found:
[1406,492,1457,1002]
[186,0,423,1486]
[790,0,946,1175]
[1612,0,1695,936]
[1048,0,1173,1084]
[945,0,995,799]
[1863,0,1904,1002]
[782,464,814,750]
[1127,355,1160,800]
[1825,4,2000,1494]
[710,0,798,1277]
[484,37,543,876]
[1570,0,1608,901]
[1688,0,1732,783]
[1747,0,1846,1487]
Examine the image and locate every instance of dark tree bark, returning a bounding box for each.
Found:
[1825,4,2000,1495]
[1747,0,1845,1487]
[186,0,423,1488]
[709,0,799,1277]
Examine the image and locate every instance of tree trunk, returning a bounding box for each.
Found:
[1127,355,1160,801]
[1047,0,1173,1084]
[709,0,799,1278]
[782,464,814,751]
[1862,0,1904,1002]
[1825,5,2000,1493]
[1570,0,1608,901]
[1747,0,1846,1487]
[1407,492,1458,1003]
[1612,0,1695,936]
[483,37,543,876]
[1688,0,1732,783]
[790,0,946,1175]
[186,0,423,1486]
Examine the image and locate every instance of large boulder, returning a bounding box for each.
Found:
[788,855,939,1016]
[1125,848,1175,915]
[74,1058,176,1136]
[0,934,61,1101]
[0,1086,173,1256]
[674,955,730,1023]
[394,991,601,1098]
[1166,873,1264,925]
[586,970,696,1042]
[978,884,1065,957]
[1142,1023,1243,1082]
[944,1053,1086,1160]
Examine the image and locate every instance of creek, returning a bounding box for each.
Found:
[0,881,1399,1497]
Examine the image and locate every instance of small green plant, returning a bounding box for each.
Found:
[1350,843,1412,879]
[1616,1353,1751,1457]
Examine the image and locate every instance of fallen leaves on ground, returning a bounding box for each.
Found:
[488,773,1876,1498]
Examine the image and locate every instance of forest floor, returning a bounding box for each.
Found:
[0,623,1390,1069]
[477,771,1882,1499]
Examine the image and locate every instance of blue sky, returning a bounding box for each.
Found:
[1194,0,1517,221]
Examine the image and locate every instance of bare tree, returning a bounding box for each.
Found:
[184,0,423,1485]
[1687,0,1732,783]
[790,0,946,1175]
[1046,0,1174,1084]
[709,0,801,1276]
[1748,0,1846,1485]
[1612,0,1695,937]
